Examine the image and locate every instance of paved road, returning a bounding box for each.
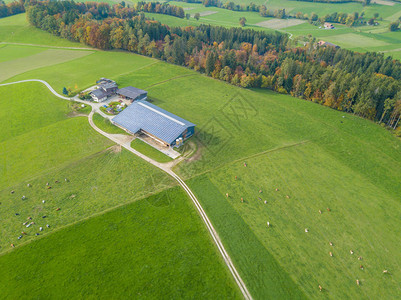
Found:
[0,79,253,300]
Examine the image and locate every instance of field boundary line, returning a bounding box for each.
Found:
[182,140,311,181]
[1,79,253,300]
[145,74,198,89]
[0,184,177,258]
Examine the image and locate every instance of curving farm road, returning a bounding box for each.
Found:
[0,79,252,300]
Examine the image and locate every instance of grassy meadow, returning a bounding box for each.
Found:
[0,187,241,299]
[1,12,401,299]
[0,70,239,296]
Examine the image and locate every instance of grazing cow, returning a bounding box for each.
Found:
[11,244,15,248]
[46,182,49,186]
[235,176,238,180]
[327,208,331,212]
[267,221,270,227]
[275,188,279,192]
[27,183,31,187]
[383,270,389,274]
[226,193,229,198]
[305,228,309,233]
[350,250,354,255]
[358,256,363,261]
[286,195,290,199]
[21,232,26,235]
[11,190,15,194]
[244,162,247,167]
[319,285,323,292]
[329,252,333,257]
[56,208,61,211]
[47,186,51,189]
[264,200,267,204]
[21,196,26,200]
[27,217,32,220]
[65,178,69,182]
[55,180,59,183]
[46,224,50,228]
[40,227,43,231]
[18,236,22,240]
[329,242,333,246]
[259,190,262,193]
[42,200,45,203]
[22,222,27,226]
[360,265,364,270]
[356,279,360,286]
[319,210,322,214]
[258,197,262,201]
[241,197,244,203]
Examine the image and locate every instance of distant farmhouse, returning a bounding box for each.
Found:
[324,22,334,29]
[318,41,340,49]
[116,86,147,102]
[90,78,118,102]
[112,100,195,148]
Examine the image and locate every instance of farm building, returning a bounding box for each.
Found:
[116,86,148,102]
[318,41,340,49]
[90,81,118,102]
[112,100,195,147]
[324,22,334,29]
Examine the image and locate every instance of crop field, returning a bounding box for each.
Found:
[1,12,401,299]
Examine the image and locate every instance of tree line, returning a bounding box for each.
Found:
[26,0,401,129]
[0,0,25,19]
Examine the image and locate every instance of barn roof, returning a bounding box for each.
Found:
[90,88,108,99]
[116,86,147,100]
[112,100,195,145]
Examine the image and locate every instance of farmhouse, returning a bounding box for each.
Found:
[116,86,148,102]
[90,80,118,102]
[112,100,195,147]
[324,22,334,29]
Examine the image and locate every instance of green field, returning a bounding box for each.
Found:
[131,139,174,163]
[0,13,86,47]
[0,78,239,297]
[92,113,129,135]
[0,187,241,299]
[1,12,401,299]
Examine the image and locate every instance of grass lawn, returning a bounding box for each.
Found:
[92,113,129,135]
[0,187,241,299]
[131,139,173,163]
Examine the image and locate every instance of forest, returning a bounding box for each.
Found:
[25,0,401,129]
[0,0,25,18]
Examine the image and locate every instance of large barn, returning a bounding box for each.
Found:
[112,100,195,147]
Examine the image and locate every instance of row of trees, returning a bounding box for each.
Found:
[0,0,25,19]
[26,0,401,128]
[26,0,185,24]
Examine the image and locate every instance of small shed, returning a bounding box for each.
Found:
[116,86,148,102]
